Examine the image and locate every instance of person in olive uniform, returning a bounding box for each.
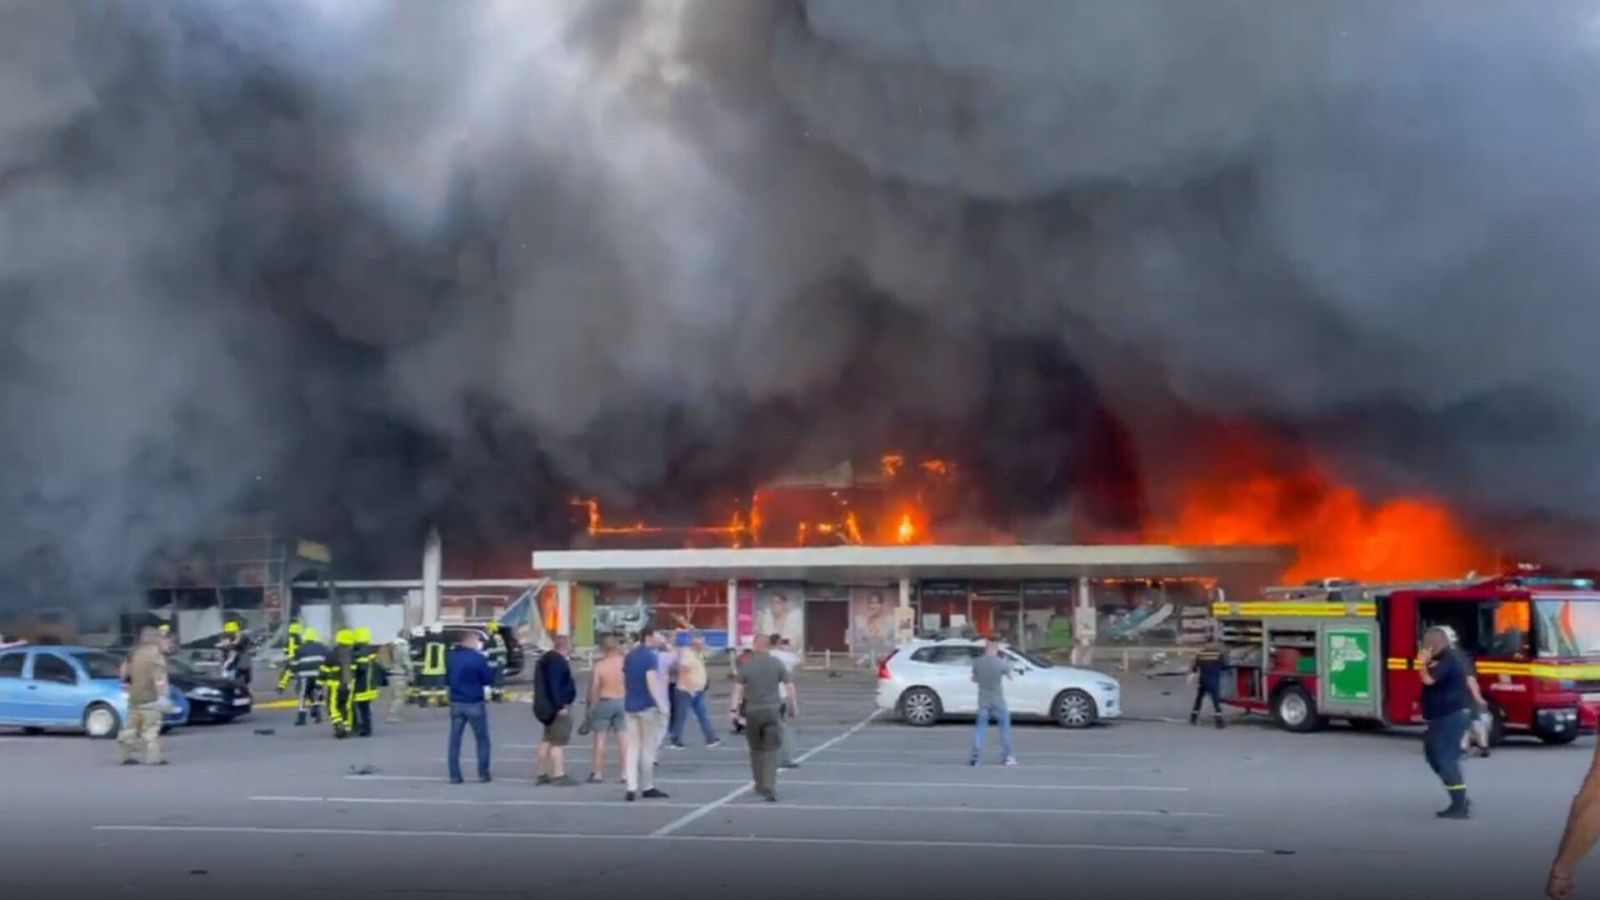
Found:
[730,634,797,802]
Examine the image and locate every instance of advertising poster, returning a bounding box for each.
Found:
[751,583,805,649]
[849,587,897,664]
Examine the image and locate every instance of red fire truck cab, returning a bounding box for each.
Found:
[1212,572,1600,744]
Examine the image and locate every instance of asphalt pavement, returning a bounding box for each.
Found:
[2,669,1595,900]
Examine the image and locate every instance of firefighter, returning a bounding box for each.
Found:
[277,620,302,693]
[484,623,508,702]
[322,629,356,739]
[418,624,449,707]
[293,628,327,726]
[1189,641,1227,729]
[219,620,253,688]
[351,627,379,738]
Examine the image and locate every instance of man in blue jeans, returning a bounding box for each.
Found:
[969,638,1017,767]
[445,630,496,784]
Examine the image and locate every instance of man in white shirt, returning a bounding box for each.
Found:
[771,636,800,768]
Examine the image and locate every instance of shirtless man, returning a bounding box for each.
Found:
[586,636,629,783]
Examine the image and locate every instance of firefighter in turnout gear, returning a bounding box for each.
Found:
[1189,642,1227,729]
[416,624,448,707]
[278,620,302,693]
[351,627,379,737]
[484,622,508,702]
[219,620,253,686]
[293,628,327,726]
[323,629,356,738]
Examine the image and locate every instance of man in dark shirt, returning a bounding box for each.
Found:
[444,630,496,784]
[1419,626,1472,819]
[621,628,670,801]
[1189,643,1227,729]
[533,635,578,786]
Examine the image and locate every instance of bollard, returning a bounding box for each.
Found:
[824,649,831,670]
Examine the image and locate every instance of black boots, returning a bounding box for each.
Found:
[1437,792,1470,819]
[1191,713,1226,728]
[1214,715,1225,729]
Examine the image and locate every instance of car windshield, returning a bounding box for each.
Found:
[165,656,200,677]
[1535,599,1600,657]
[71,651,124,680]
[1012,648,1054,669]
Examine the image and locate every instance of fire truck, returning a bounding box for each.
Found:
[1211,571,1600,744]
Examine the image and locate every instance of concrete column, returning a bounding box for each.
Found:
[1072,576,1096,666]
[726,578,738,644]
[556,580,572,637]
[421,525,442,624]
[898,577,912,641]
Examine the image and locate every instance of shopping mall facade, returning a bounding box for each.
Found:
[529,544,1294,661]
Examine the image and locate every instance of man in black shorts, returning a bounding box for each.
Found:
[533,635,577,786]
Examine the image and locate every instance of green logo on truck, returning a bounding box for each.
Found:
[1326,629,1372,701]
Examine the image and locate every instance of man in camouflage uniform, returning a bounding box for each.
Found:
[118,627,170,766]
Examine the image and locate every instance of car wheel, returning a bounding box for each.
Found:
[897,687,942,727]
[1053,689,1099,729]
[1270,684,1323,733]
[1539,727,1580,746]
[83,703,120,739]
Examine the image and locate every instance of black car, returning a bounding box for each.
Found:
[165,655,253,723]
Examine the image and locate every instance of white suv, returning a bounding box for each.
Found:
[876,639,1121,728]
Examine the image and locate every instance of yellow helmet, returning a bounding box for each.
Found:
[335,628,355,646]
[354,627,372,644]
[159,623,171,634]
[302,628,321,642]
[223,621,241,634]
[288,621,302,635]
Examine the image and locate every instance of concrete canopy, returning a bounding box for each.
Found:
[531,544,1295,584]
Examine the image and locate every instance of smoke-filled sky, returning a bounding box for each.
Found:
[4,0,1600,598]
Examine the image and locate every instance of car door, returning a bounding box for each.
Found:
[0,650,26,721]
[999,649,1052,715]
[931,645,982,714]
[26,651,83,724]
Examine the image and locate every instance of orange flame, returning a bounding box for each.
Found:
[896,513,916,544]
[1146,431,1493,583]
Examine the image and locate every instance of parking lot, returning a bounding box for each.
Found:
[1,669,1595,900]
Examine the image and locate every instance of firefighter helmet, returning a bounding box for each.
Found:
[335,628,355,646]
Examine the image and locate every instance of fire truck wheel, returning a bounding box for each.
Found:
[1270,684,1324,733]
[1486,702,1508,747]
[897,687,943,727]
[1538,728,1579,746]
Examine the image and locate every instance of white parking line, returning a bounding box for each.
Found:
[343,774,1185,792]
[94,824,1263,854]
[651,709,882,837]
[252,795,1221,817]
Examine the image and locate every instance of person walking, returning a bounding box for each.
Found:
[322,629,356,739]
[384,628,412,724]
[533,635,578,786]
[621,627,670,801]
[585,636,628,784]
[117,626,171,766]
[669,636,720,748]
[969,638,1016,767]
[655,630,679,757]
[350,627,379,737]
[1189,641,1227,729]
[292,628,327,727]
[445,629,496,784]
[771,636,800,769]
[730,634,796,802]
[277,620,302,694]
[1418,625,1473,819]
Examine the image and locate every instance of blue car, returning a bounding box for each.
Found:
[0,644,188,737]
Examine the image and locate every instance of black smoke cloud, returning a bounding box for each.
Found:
[3,0,1599,603]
